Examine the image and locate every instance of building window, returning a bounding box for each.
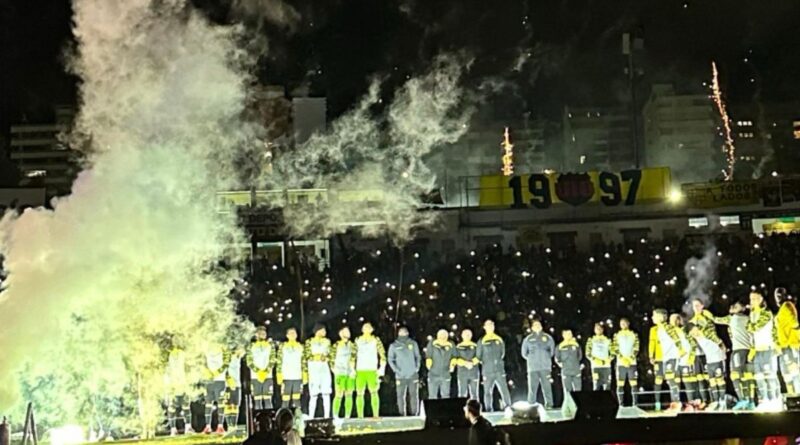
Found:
[720,215,740,227]
[689,217,709,228]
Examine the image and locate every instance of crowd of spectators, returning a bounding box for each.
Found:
[236,232,800,412]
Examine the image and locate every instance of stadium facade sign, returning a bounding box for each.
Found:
[478,167,671,209]
[681,181,759,208]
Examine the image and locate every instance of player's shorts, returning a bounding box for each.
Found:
[678,365,695,383]
[616,365,638,382]
[705,361,725,380]
[780,348,800,376]
[334,374,356,392]
[753,351,777,376]
[655,359,677,380]
[308,368,333,395]
[226,387,241,411]
[694,354,708,378]
[730,350,749,375]
[252,378,274,397]
[205,381,226,403]
[355,371,379,392]
[282,379,303,399]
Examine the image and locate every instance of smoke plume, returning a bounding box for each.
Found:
[231,0,300,31]
[682,242,719,311]
[270,54,475,243]
[0,0,476,435]
[0,0,254,434]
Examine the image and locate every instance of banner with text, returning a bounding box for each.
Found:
[681,181,760,208]
[478,168,671,209]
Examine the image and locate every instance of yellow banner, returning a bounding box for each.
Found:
[217,188,387,209]
[479,167,671,208]
[763,221,800,234]
[681,181,759,208]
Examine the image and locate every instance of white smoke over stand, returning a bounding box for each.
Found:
[271,54,475,243]
[0,0,477,436]
[0,0,256,435]
[682,243,719,312]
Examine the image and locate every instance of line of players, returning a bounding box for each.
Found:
[243,320,516,418]
[162,288,800,434]
[162,318,516,435]
[521,289,800,413]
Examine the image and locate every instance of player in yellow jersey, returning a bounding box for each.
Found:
[304,323,333,418]
[748,292,781,411]
[612,318,640,406]
[774,288,800,396]
[649,309,684,411]
[247,326,276,409]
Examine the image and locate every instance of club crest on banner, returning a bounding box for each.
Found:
[555,173,594,206]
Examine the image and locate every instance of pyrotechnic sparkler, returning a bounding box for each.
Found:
[711,61,736,181]
[501,127,514,176]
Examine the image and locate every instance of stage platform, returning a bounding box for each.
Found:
[310,408,800,445]
[110,408,800,445]
[324,408,572,436]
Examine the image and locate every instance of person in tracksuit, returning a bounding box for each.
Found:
[426,329,456,399]
[586,323,612,391]
[248,326,276,410]
[455,328,480,400]
[689,324,728,409]
[649,309,684,411]
[555,328,583,400]
[748,292,781,410]
[775,287,800,397]
[612,318,640,406]
[714,302,756,410]
[304,323,332,418]
[277,327,306,409]
[329,326,356,418]
[477,319,512,411]
[388,326,422,415]
[521,319,555,407]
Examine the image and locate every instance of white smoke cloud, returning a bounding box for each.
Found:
[0,0,255,434]
[270,54,475,243]
[0,0,476,434]
[682,242,719,311]
[231,0,301,31]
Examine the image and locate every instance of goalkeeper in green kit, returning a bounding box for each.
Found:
[353,322,387,418]
[330,326,356,418]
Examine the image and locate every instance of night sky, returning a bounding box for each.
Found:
[2,0,800,129]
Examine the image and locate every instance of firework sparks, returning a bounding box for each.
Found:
[711,61,736,181]
[501,127,514,176]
